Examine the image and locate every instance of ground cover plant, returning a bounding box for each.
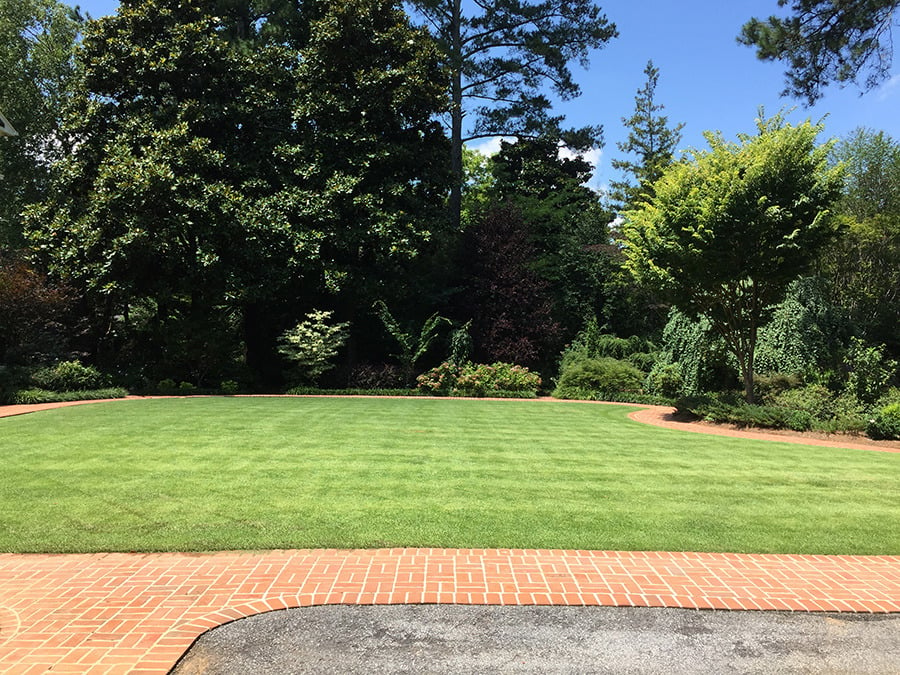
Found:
[1,397,898,555]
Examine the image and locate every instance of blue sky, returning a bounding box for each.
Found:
[74,0,899,191]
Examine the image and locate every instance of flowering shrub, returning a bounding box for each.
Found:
[416,362,463,394]
[417,362,540,397]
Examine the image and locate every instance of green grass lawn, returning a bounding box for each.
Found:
[2,396,898,554]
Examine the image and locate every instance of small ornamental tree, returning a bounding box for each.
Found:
[623,113,844,402]
[277,310,350,385]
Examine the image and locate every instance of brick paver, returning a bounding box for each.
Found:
[1,548,899,673]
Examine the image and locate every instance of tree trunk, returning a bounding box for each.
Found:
[448,0,463,234]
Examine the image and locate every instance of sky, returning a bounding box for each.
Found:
[73,0,899,192]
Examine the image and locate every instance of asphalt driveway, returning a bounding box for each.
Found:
[172,605,900,674]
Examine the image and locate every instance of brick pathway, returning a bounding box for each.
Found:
[1,548,899,674]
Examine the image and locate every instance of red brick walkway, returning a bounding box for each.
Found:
[1,548,899,674]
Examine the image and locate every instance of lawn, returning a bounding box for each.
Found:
[1,396,898,554]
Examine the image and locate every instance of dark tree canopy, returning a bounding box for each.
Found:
[740,0,900,104]
[24,0,450,383]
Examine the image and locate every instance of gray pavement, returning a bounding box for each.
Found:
[171,605,900,674]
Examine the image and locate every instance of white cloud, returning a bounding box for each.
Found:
[466,136,605,189]
[876,74,900,101]
[466,136,517,156]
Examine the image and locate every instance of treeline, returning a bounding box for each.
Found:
[1,0,898,438]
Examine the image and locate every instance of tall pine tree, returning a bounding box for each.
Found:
[609,60,684,212]
[408,0,617,230]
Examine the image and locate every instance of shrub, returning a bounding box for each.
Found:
[754,372,802,403]
[644,362,684,398]
[416,362,541,397]
[219,380,239,395]
[455,362,541,397]
[348,363,405,389]
[769,383,835,419]
[867,403,900,440]
[157,378,178,395]
[277,310,350,385]
[416,362,462,395]
[680,397,813,431]
[844,337,897,405]
[12,387,129,405]
[553,357,643,400]
[31,360,107,392]
[177,381,196,395]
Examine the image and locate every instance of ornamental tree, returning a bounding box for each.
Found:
[623,114,844,402]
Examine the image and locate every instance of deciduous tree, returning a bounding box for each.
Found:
[0,0,81,248]
[623,114,844,402]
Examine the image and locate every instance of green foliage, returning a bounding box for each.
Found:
[375,300,450,386]
[409,0,617,228]
[739,1,900,104]
[0,0,81,247]
[560,317,656,372]
[157,379,178,395]
[553,356,644,400]
[767,383,834,419]
[219,380,239,395]
[447,321,473,367]
[609,60,684,211]
[755,277,849,376]
[644,362,684,399]
[832,127,900,221]
[416,362,541,398]
[657,309,735,395]
[31,360,107,392]
[11,387,128,404]
[689,399,815,432]
[284,386,420,396]
[277,310,350,385]
[624,112,845,401]
[844,337,897,405]
[867,402,900,440]
[177,381,197,395]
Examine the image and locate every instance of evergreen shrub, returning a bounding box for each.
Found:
[553,356,643,400]
[867,403,900,440]
[12,388,129,404]
[31,360,107,392]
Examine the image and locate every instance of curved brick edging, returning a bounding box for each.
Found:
[1,549,899,674]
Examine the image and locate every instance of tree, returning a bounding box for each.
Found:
[487,136,611,337]
[0,0,81,249]
[831,127,900,220]
[622,114,844,402]
[25,0,450,383]
[408,0,617,229]
[460,203,561,368]
[816,128,900,355]
[739,1,900,104]
[609,60,684,212]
